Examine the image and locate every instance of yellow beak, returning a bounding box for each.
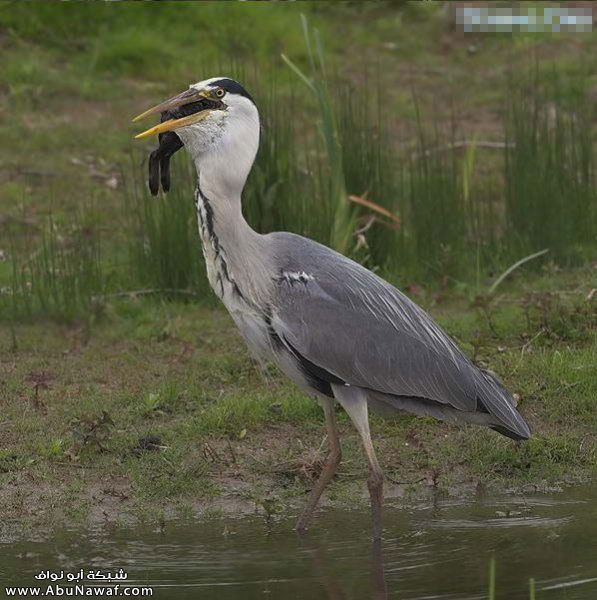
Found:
[134,112,212,140]
[132,87,219,140]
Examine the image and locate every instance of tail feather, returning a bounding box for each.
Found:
[365,375,531,441]
[476,370,531,440]
[489,424,529,441]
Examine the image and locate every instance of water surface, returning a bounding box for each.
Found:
[1,485,595,599]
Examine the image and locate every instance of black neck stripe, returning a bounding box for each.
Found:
[196,186,249,305]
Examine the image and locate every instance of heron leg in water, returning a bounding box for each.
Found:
[332,384,384,540]
[296,397,342,533]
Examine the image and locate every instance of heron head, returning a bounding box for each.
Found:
[133,77,259,161]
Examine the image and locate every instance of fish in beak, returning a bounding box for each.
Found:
[133,87,227,139]
[133,86,226,195]
[148,131,182,196]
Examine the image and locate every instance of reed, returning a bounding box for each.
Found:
[1,211,104,321]
[283,16,356,255]
[400,117,468,281]
[504,70,595,263]
[488,557,496,600]
[2,46,595,322]
[124,157,208,299]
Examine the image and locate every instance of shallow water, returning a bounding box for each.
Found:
[1,485,596,599]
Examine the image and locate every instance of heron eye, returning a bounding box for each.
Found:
[215,88,225,98]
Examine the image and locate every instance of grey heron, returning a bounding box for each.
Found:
[134,77,531,539]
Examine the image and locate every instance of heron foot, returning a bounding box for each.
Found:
[295,446,342,533]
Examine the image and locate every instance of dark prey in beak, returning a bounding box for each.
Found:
[146,97,225,195]
[148,128,182,196]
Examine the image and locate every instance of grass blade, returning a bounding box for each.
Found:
[489,248,549,294]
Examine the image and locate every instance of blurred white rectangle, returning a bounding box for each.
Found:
[456,4,592,32]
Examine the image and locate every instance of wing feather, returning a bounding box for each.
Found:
[269,232,530,439]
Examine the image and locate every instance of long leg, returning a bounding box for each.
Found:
[332,384,384,540]
[296,397,342,533]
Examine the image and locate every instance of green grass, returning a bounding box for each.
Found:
[0,3,328,83]
[0,268,595,526]
[4,54,596,320]
[2,5,597,321]
[0,3,595,527]
[6,65,596,321]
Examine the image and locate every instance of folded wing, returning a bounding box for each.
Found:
[268,233,530,440]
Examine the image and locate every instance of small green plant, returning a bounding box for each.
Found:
[142,392,162,416]
[44,438,64,460]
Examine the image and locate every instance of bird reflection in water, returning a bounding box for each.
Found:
[298,533,388,600]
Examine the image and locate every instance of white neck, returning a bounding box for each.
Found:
[183,99,260,208]
[181,108,270,307]
[192,118,259,249]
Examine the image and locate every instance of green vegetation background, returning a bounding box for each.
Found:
[0,2,595,527]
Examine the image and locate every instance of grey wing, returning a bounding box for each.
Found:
[268,233,530,440]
